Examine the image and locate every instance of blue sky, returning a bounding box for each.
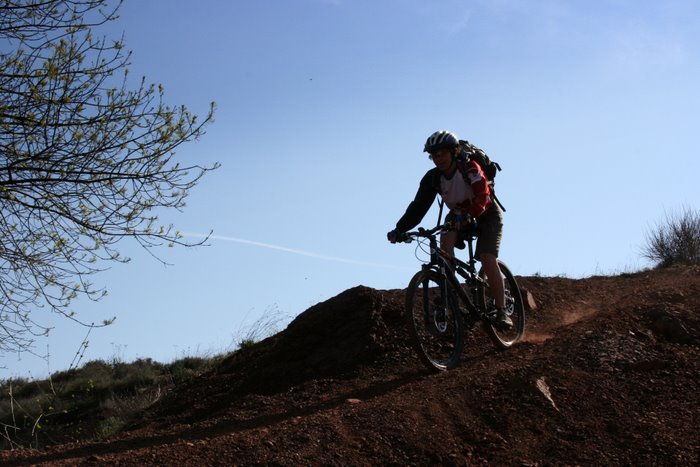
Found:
[3,0,698,379]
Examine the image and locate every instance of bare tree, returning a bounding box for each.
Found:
[0,1,218,353]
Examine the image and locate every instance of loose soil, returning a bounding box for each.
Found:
[3,266,699,466]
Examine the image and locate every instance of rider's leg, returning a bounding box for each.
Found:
[480,253,505,309]
[473,204,507,320]
[440,230,457,270]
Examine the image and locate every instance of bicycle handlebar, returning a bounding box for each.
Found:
[403,224,444,240]
[402,222,455,242]
[400,215,476,243]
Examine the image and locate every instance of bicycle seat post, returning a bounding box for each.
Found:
[465,235,478,276]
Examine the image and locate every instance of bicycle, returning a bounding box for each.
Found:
[398,220,525,372]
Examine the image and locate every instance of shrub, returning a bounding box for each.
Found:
[0,353,234,449]
[643,206,700,267]
[166,356,213,383]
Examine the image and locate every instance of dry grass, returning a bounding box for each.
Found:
[643,206,700,268]
[0,355,221,449]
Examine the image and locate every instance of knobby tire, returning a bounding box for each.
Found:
[479,260,525,348]
[405,269,464,372]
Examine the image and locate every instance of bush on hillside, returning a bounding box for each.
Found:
[643,206,700,268]
[0,355,222,449]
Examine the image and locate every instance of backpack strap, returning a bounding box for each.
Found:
[430,168,446,225]
[492,193,507,212]
[436,196,445,225]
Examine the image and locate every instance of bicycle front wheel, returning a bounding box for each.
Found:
[405,269,464,372]
[479,260,525,348]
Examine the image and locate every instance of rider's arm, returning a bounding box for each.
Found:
[395,169,439,232]
[462,160,492,218]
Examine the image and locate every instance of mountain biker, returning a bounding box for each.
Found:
[387,130,512,329]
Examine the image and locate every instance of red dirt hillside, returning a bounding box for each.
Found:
[3,265,699,466]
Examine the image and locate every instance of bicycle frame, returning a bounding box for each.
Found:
[411,224,490,325]
[403,222,526,371]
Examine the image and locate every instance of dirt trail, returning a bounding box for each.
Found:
[3,266,699,466]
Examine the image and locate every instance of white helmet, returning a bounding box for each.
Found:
[423,130,459,153]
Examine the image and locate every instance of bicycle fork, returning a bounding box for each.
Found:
[421,266,451,334]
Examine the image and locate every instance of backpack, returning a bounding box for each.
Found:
[458,139,501,185]
[433,140,506,223]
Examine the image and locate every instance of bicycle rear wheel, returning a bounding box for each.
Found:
[406,269,464,371]
[479,260,525,348]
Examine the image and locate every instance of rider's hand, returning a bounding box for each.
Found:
[387,229,405,244]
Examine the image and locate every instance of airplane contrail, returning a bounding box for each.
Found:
[183,232,411,271]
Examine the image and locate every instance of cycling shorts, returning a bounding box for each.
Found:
[447,202,503,260]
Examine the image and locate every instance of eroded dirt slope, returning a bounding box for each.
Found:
[3,266,699,466]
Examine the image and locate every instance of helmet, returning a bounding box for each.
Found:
[423,130,459,153]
